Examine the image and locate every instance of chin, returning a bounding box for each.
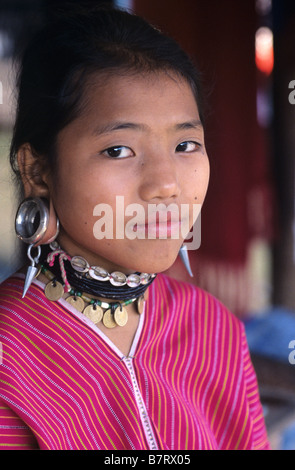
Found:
[125,249,180,275]
[86,238,183,275]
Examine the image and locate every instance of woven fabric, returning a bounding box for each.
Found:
[0,273,270,450]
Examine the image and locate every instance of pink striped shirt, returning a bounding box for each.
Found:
[0,273,270,450]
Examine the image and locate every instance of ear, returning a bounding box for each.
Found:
[17,143,51,198]
[17,144,59,246]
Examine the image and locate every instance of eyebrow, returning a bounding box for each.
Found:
[91,119,203,136]
[174,119,203,131]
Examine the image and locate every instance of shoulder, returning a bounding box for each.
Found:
[0,274,40,308]
[154,272,235,312]
[0,274,54,336]
[153,272,244,333]
[0,274,26,309]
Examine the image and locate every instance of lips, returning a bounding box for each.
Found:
[144,220,183,238]
[133,211,189,239]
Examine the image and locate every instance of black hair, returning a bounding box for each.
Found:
[9,4,204,188]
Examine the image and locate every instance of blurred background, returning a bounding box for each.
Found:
[0,0,295,450]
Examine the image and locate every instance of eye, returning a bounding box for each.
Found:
[102,146,134,159]
[176,141,201,153]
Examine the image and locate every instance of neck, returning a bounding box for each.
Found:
[42,242,155,300]
[55,233,136,275]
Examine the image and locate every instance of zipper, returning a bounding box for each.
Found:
[123,356,158,450]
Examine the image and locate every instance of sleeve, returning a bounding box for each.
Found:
[241,324,271,450]
[0,399,39,450]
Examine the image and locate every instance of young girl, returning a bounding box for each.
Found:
[0,5,270,450]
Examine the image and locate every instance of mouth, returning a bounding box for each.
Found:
[132,211,190,239]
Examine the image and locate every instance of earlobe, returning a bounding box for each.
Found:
[15,196,60,247]
[17,143,50,198]
[16,144,59,246]
[43,198,60,246]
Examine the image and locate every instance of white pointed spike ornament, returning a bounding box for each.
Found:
[22,244,41,298]
[179,244,193,278]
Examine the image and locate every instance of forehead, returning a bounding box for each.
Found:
[78,71,200,125]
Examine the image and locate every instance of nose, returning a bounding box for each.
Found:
[138,152,181,202]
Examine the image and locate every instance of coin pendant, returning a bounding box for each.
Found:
[66,295,84,312]
[83,304,103,324]
[102,309,117,329]
[114,306,128,327]
[45,280,64,301]
[34,264,42,279]
[137,295,146,314]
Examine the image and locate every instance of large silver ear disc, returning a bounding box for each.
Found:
[179,244,193,278]
[15,197,49,245]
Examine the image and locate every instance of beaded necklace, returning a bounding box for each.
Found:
[39,244,155,328]
[41,264,145,328]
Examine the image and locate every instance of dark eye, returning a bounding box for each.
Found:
[176,141,201,153]
[102,146,134,158]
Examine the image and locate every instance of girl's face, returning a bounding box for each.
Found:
[46,72,210,274]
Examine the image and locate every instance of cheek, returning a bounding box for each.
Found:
[188,158,210,202]
[50,169,95,235]
[51,168,129,243]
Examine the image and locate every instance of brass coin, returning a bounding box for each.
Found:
[34,264,42,279]
[45,281,64,301]
[102,309,117,329]
[114,306,128,327]
[83,304,103,324]
[137,296,146,314]
[66,295,84,312]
